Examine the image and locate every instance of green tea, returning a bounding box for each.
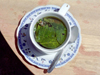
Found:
[34,17,67,49]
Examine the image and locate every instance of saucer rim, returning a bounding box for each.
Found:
[16,5,81,69]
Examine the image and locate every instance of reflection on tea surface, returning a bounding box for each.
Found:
[34,17,67,49]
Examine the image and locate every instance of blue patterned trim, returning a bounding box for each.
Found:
[66,13,77,26]
[18,7,80,68]
[47,7,50,9]
[40,7,46,10]
[52,7,57,10]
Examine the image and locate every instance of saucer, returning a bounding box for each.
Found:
[16,5,81,69]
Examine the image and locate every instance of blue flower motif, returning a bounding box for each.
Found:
[69,22,72,25]
[41,58,46,63]
[41,58,46,61]
[54,8,59,12]
[36,58,38,61]
[49,60,52,63]
[31,54,35,57]
[22,43,26,46]
[25,24,28,27]
[39,12,41,14]
[22,50,26,54]
[23,40,27,42]
[67,53,70,56]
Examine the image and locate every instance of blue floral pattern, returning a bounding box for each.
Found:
[16,5,81,69]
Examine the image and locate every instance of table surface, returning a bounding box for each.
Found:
[1,0,100,75]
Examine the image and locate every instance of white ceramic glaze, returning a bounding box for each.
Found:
[29,4,72,54]
[16,5,81,69]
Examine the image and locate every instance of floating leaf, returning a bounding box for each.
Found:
[35,17,67,49]
[56,29,67,44]
[40,37,60,49]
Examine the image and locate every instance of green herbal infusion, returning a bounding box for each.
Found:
[34,17,67,49]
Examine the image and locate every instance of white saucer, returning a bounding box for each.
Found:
[16,5,81,69]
